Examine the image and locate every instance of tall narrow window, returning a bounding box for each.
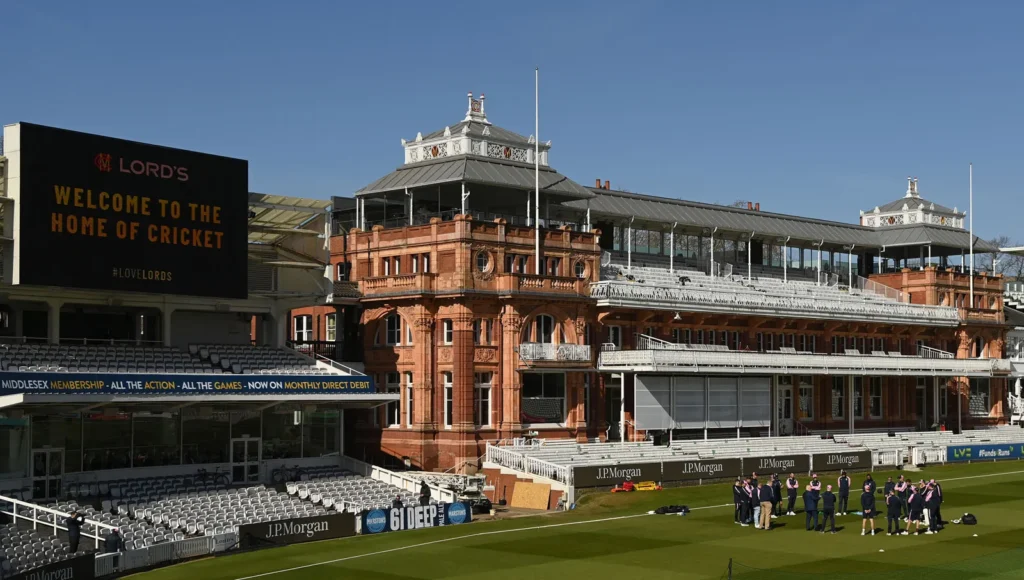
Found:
[385,314,401,346]
[474,372,492,427]
[442,319,453,345]
[869,378,882,418]
[831,376,845,419]
[404,372,414,427]
[385,372,400,427]
[293,315,312,341]
[325,314,337,342]
[443,372,453,428]
[535,315,555,344]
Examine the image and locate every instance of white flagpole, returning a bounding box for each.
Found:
[534,67,542,276]
[969,163,974,305]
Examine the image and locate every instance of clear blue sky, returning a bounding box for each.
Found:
[5,1,1022,240]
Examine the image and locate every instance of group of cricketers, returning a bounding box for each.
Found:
[733,471,944,536]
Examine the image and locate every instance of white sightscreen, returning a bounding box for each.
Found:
[634,375,673,429]
[740,376,771,426]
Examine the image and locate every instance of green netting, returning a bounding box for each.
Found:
[730,548,1024,579]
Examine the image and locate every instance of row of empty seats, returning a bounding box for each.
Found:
[191,344,339,375]
[287,467,427,513]
[0,522,75,577]
[0,343,339,375]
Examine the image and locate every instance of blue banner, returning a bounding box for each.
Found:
[361,502,472,534]
[0,372,374,395]
[946,443,1024,463]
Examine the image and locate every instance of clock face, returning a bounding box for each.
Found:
[471,100,481,113]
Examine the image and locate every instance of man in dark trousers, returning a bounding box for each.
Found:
[932,479,944,525]
[733,478,745,525]
[906,484,924,535]
[757,481,773,530]
[742,477,755,526]
[895,475,909,521]
[837,470,851,516]
[885,490,902,535]
[104,528,124,567]
[419,481,431,507]
[786,473,799,516]
[771,474,783,518]
[925,482,940,534]
[820,484,837,534]
[863,474,876,495]
[802,484,820,532]
[66,510,86,553]
[860,484,876,536]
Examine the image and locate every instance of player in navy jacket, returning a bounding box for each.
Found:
[885,490,902,535]
[860,484,876,536]
[802,484,820,532]
[837,471,851,515]
[905,485,924,535]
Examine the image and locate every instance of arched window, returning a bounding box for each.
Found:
[535,315,555,344]
[573,260,587,279]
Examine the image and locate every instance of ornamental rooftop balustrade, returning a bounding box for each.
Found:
[598,336,1011,377]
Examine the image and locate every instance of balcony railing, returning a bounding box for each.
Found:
[360,273,436,297]
[599,335,1010,377]
[519,342,592,362]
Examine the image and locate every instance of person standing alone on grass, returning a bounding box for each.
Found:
[821,484,837,534]
[803,484,820,532]
[786,473,799,516]
[885,490,902,535]
[860,484,876,536]
[837,470,851,515]
[771,474,783,518]
[758,481,773,530]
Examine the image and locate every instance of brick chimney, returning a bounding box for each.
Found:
[755,202,760,211]
[747,202,753,210]
[595,178,601,188]
[604,180,610,190]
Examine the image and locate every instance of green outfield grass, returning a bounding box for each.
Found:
[128,462,1024,580]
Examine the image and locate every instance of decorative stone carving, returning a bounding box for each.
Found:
[474,347,497,362]
[414,317,434,331]
[438,347,453,363]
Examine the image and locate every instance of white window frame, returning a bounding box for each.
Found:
[383,258,390,277]
[443,372,453,429]
[385,314,402,346]
[574,260,586,279]
[798,384,814,420]
[393,257,400,275]
[831,376,845,419]
[608,325,622,348]
[520,372,567,427]
[969,378,990,417]
[869,377,883,419]
[385,372,401,428]
[535,315,555,344]
[474,372,492,427]
[442,319,453,345]
[325,314,337,342]
[293,315,312,342]
[404,371,414,427]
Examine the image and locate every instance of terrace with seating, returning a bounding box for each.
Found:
[286,468,425,514]
[0,522,76,577]
[596,252,960,326]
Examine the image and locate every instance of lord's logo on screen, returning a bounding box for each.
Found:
[239,513,355,548]
[94,153,112,173]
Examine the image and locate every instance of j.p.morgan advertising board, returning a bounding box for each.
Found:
[239,513,356,548]
[661,458,743,483]
[9,553,95,580]
[361,502,472,534]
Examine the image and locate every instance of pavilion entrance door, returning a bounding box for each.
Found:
[777,386,793,436]
[230,438,261,484]
[31,448,63,501]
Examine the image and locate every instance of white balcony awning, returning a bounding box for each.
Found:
[599,349,1009,377]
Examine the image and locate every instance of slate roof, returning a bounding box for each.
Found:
[876,195,959,215]
[416,121,534,147]
[1004,307,1024,328]
[565,188,879,246]
[876,224,998,251]
[355,156,594,199]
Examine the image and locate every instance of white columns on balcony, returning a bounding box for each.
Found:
[848,376,855,435]
[669,223,676,274]
[627,218,633,271]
